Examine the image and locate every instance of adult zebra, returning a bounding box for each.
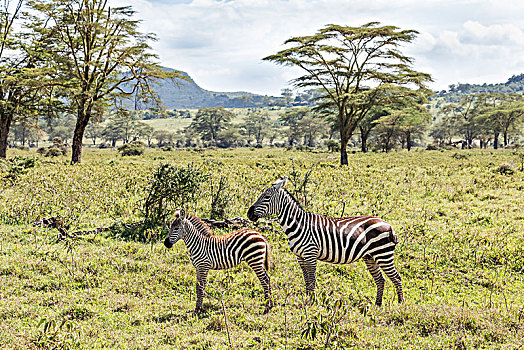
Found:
[164,208,273,314]
[247,177,403,306]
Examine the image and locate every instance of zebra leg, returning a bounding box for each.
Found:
[363,256,386,306]
[297,256,318,297]
[194,266,210,313]
[246,258,273,314]
[378,261,404,304]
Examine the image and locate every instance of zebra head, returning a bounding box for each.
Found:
[247,177,288,222]
[164,208,187,248]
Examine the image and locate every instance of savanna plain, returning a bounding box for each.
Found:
[1,148,523,349]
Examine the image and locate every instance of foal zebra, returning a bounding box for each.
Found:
[247,177,403,306]
[164,209,273,314]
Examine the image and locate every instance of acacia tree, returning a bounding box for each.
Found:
[440,95,477,148]
[0,0,47,158]
[477,93,524,147]
[190,107,234,144]
[279,107,309,146]
[396,106,432,151]
[27,0,183,163]
[241,111,270,146]
[264,22,432,165]
[359,106,388,152]
[430,116,458,146]
[297,115,327,147]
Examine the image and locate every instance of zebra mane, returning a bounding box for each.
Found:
[186,214,213,237]
[282,188,304,211]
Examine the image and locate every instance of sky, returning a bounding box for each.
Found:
[112,0,524,96]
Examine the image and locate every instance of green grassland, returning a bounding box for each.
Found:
[1,148,524,349]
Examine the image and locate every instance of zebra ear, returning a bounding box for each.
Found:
[273,176,288,190]
[179,208,186,220]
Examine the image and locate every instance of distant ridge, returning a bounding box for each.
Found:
[140,67,273,109]
[438,73,524,98]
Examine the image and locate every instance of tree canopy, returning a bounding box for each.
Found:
[264,22,433,164]
[190,107,234,144]
[26,0,184,163]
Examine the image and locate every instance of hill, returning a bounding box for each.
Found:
[137,68,276,109]
[436,73,524,100]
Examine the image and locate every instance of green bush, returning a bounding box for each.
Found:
[2,156,37,182]
[118,141,145,156]
[37,137,68,157]
[46,146,66,157]
[143,163,209,226]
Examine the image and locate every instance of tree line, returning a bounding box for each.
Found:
[1,2,434,166]
[432,93,524,149]
[3,2,523,165]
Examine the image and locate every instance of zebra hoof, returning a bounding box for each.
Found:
[263,301,273,314]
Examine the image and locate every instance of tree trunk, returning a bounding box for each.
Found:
[503,130,508,147]
[493,132,499,149]
[71,110,90,164]
[340,132,348,165]
[0,112,14,159]
[406,132,412,151]
[360,127,369,153]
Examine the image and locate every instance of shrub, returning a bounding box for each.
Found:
[46,146,65,157]
[325,139,339,152]
[3,156,37,182]
[452,152,469,160]
[497,162,514,175]
[118,141,145,156]
[38,137,68,157]
[209,176,232,220]
[426,144,438,150]
[143,163,209,226]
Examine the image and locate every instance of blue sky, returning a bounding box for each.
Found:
[113,0,524,96]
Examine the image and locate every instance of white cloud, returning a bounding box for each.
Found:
[461,21,524,45]
[112,0,524,95]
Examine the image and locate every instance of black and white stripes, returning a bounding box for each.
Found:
[164,208,273,314]
[247,177,403,306]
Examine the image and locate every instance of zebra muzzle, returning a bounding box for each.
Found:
[247,206,258,222]
[163,237,173,248]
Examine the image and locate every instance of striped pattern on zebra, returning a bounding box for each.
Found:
[247,177,403,306]
[164,208,273,314]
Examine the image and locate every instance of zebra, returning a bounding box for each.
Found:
[247,177,403,306]
[164,208,273,314]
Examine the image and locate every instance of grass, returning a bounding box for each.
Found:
[1,147,523,349]
[142,106,289,133]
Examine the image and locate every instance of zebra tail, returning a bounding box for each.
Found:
[389,227,399,245]
[264,243,270,271]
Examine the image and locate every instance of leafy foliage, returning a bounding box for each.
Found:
[1,155,37,182]
[142,163,209,226]
[118,141,145,157]
[25,0,185,163]
[264,22,433,164]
